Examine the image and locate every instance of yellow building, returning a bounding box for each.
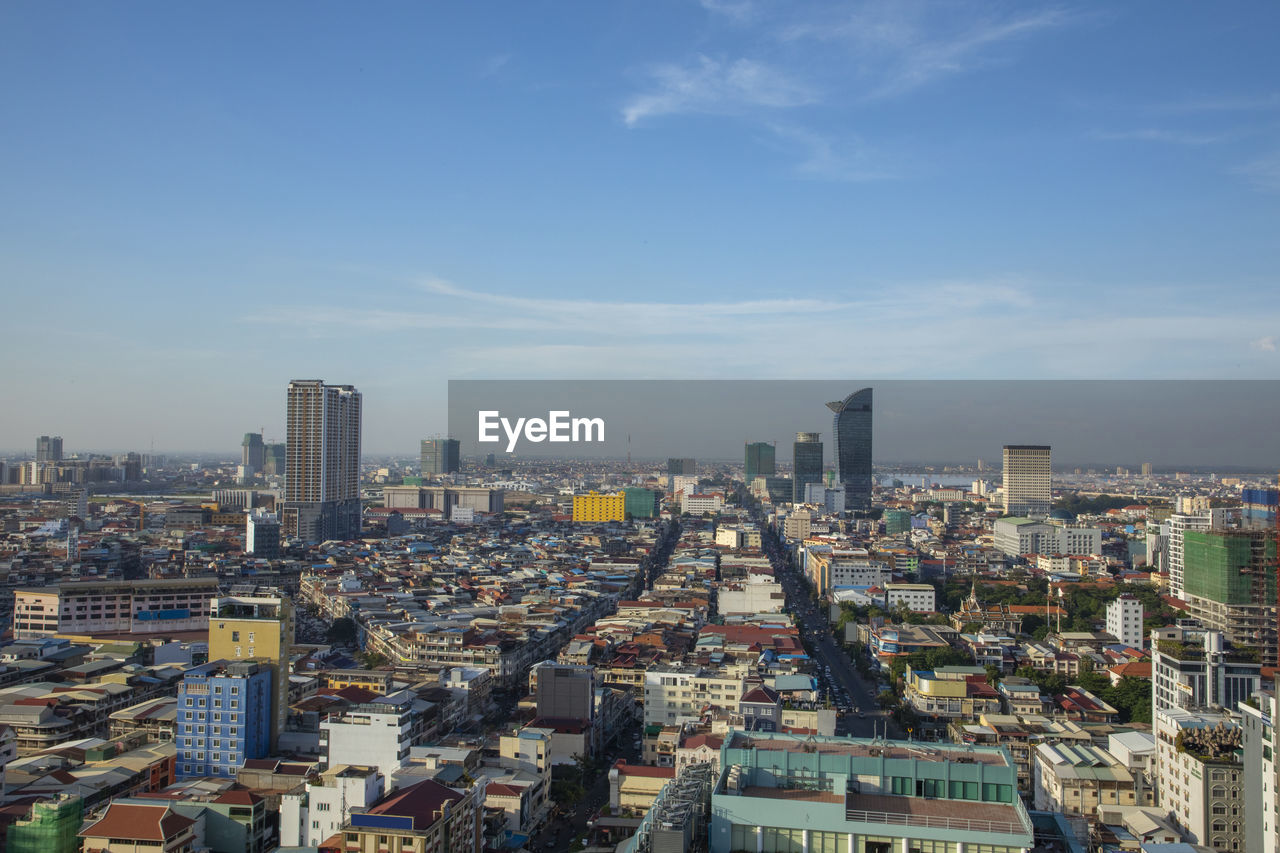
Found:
[208,588,295,750]
[572,491,625,522]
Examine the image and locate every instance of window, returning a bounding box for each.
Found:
[232,631,240,641]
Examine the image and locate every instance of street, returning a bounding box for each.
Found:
[760,519,903,740]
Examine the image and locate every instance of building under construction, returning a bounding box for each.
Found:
[1182,527,1278,667]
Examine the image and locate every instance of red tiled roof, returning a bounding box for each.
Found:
[486,783,525,798]
[367,779,462,830]
[612,761,675,778]
[213,790,262,806]
[81,803,194,843]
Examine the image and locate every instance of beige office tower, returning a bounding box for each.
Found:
[1003,444,1052,517]
[208,588,295,750]
[281,379,362,543]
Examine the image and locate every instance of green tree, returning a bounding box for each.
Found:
[326,617,358,646]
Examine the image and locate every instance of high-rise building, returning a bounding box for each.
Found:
[1167,512,1214,600]
[176,660,271,779]
[1002,445,1051,517]
[792,432,823,504]
[420,438,460,476]
[1181,528,1277,666]
[744,442,775,484]
[281,380,361,543]
[263,442,286,476]
[241,432,265,475]
[35,435,63,463]
[1106,596,1144,649]
[667,458,695,485]
[1240,676,1280,853]
[826,388,872,511]
[208,588,295,750]
[1150,625,1260,718]
[245,510,280,559]
[1141,461,1153,477]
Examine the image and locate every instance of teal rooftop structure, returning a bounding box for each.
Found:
[710,730,1033,853]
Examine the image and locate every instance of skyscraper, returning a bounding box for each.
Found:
[667,457,695,488]
[744,442,775,484]
[35,435,63,463]
[242,432,265,474]
[826,388,873,511]
[792,432,823,503]
[420,438,460,475]
[281,380,362,543]
[1002,445,1052,517]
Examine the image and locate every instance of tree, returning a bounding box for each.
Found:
[326,617,358,646]
[985,665,1003,687]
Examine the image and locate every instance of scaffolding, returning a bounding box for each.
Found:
[5,795,83,853]
[628,762,716,853]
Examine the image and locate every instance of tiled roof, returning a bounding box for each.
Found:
[81,803,194,843]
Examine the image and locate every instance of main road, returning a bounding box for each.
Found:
[759,517,903,740]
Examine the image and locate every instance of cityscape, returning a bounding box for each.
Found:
[1,378,1278,853]
[3,4,1278,853]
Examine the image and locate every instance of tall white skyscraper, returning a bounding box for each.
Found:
[281,380,362,543]
[1002,444,1051,517]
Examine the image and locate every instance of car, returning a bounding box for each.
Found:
[858,710,866,718]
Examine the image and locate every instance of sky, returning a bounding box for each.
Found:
[2,2,1278,455]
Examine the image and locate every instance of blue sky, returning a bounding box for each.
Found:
[2,1,1278,454]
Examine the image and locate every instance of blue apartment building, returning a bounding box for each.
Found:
[177,660,271,779]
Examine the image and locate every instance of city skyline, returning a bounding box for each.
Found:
[1,3,1278,453]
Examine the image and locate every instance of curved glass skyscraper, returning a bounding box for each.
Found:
[826,387,872,511]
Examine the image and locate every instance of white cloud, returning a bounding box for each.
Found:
[783,4,1071,100]
[767,123,898,182]
[1089,128,1228,146]
[622,56,815,126]
[699,0,757,24]
[244,276,1280,380]
[1235,152,1280,192]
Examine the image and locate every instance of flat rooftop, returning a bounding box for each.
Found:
[727,732,1010,767]
[847,792,1026,836]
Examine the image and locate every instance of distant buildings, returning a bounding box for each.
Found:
[281,379,362,543]
[791,432,823,503]
[1001,444,1051,517]
[35,435,63,463]
[666,457,695,486]
[826,388,872,511]
[991,517,1101,558]
[421,438,460,476]
[241,432,265,477]
[743,442,775,484]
